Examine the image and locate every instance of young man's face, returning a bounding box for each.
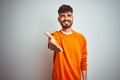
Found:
[58,11,73,28]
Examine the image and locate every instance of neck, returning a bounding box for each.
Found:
[61,27,73,32]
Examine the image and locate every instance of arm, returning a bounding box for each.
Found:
[45,32,63,52]
[81,70,87,80]
[81,35,88,80]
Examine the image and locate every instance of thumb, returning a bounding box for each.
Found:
[44,32,53,38]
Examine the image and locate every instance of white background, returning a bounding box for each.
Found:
[0,0,120,80]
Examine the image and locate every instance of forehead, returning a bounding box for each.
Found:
[59,11,73,15]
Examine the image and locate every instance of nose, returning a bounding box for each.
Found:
[64,16,68,20]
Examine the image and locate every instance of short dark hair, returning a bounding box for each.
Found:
[58,4,73,15]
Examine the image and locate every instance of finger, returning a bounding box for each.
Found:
[55,48,63,52]
[44,32,52,38]
[54,48,61,52]
[59,48,63,52]
[57,46,63,52]
[55,46,63,52]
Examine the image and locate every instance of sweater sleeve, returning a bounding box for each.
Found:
[51,31,61,47]
[81,36,88,70]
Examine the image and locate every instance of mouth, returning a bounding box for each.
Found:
[64,21,69,24]
[63,20,71,24]
[60,20,73,28]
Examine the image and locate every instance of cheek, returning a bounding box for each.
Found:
[59,18,64,22]
[68,16,73,20]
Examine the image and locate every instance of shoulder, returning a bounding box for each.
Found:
[51,30,60,36]
[73,31,87,45]
[51,30,62,40]
[73,30,86,40]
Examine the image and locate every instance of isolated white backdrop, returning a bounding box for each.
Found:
[0,0,120,80]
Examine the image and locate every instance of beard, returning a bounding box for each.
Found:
[60,20,73,28]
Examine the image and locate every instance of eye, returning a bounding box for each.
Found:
[60,15,65,17]
[68,14,72,17]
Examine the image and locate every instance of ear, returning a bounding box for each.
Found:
[72,16,74,20]
[58,17,60,22]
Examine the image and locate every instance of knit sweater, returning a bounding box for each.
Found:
[51,30,87,80]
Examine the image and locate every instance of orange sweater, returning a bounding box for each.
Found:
[51,30,87,80]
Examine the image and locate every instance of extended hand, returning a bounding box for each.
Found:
[44,32,63,52]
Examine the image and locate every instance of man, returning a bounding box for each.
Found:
[45,4,88,80]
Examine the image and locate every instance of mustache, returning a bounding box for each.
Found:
[62,20,71,23]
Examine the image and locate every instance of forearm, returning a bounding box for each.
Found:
[81,70,87,80]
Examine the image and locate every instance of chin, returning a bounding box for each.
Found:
[63,24,72,28]
[61,23,73,28]
[62,26,71,28]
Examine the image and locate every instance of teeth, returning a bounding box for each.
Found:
[64,21,69,24]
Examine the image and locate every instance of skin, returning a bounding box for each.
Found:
[45,11,87,80]
[58,11,73,30]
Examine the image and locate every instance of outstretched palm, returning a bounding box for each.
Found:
[44,32,63,52]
